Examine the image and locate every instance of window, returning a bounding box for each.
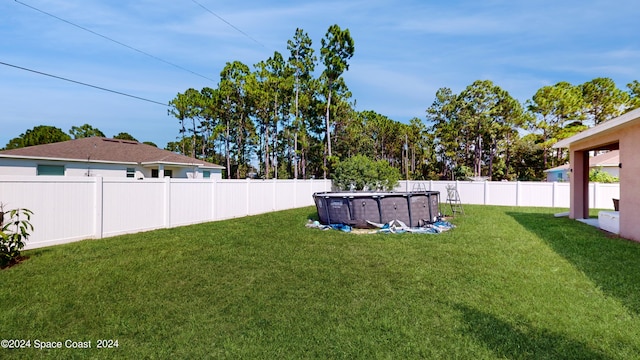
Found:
[37,164,64,176]
[151,169,172,178]
[203,171,210,179]
[126,168,135,178]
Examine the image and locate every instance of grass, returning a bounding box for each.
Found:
[1,205,640,359]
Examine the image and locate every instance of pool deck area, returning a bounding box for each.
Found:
[558,211,620,235]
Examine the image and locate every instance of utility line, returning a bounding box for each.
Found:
[0,61,167,106]
[14,0,216,82]
[190,0,266,49]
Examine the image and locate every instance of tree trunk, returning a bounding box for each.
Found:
[225,119,230,179]
[294,132,298,179]
[325,89,332,157]
[488,137,496,181]
[265,123,270,179]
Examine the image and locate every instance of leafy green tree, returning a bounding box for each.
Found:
[627,80,640,110]
[287,28,316,179]
[113,132,138,142]
[198,86,223,160]
[168,88,202,157]
[427,87,461,179]
[4,125,71,149]
[333,110,375,160]
[457,80,503,178]
[527,81,584,169]
[589,167,619,183]
[580,77,629,126]
[69,124,105,138]
[508,133,545,181]
[487,88,528,180]
[320,24,355,176]
[455,80,526,180]
[252,51,293,179]
[332,155,399,191]
[374,158,401,190]
[219,61,256,178]
[453,165,473,180]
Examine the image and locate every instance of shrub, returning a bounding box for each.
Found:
[333,155,400,191]
[589,167,619,183]
[0,205,34,268]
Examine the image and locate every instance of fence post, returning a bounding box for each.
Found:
[293,178,298,208]
[246,178,251,216]
[94,176,104,239]
[516,181,520,206]
[273,178,277,211]
[211,177,217,221]
[552,181,556,208]
[484,181,488,205]
[164,177,171,228]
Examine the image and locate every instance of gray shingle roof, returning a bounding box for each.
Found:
[0,137,224,169]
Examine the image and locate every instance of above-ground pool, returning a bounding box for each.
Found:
[313,191,441,228]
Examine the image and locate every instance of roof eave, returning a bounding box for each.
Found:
[553,107,640,148]
[0,154,137,165]
[140,161,224,169]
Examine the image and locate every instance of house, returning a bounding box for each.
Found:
[543,150,619,182]
[0,137,224,179]
[554,107,640,242]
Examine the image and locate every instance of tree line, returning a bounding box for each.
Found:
[429,78,639,180]
[166,25,356,179]
[168,25,640,181]
[5,25,639,182]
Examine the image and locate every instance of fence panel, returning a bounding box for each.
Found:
[1,176,617,250]
[487,182,518,206]
[248,180,275,215]
[518,182,554,207]
[102,179,165,237]
[0,176,95,248]
[591,183,619,209]
[400,180,615,210]
[274,180,297,210]
[214,180,250,220]
[170,179,214,226]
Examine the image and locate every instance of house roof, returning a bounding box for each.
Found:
[544,150,619,173]
[554,107,640,148]
[0,137,224,169]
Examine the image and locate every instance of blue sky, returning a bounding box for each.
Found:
[2,0,639,148]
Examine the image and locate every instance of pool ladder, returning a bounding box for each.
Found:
[446,184,464,217]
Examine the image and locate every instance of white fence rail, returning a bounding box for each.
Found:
[0,177,619,250]
[0,177,330,250]
[396,180,619,210]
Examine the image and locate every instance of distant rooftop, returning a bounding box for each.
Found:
[0,137,224,169]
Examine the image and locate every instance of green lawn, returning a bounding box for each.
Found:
[1,205,640,359]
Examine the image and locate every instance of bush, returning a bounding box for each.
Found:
[333,155,400,191]
[589,167,619,183]
[0,205,33,268]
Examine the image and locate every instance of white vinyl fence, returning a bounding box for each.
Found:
[396,180,619,210]
[0,177,619,250]
[0,176,330,250]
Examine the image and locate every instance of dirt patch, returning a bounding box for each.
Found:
[1,255,29,270]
